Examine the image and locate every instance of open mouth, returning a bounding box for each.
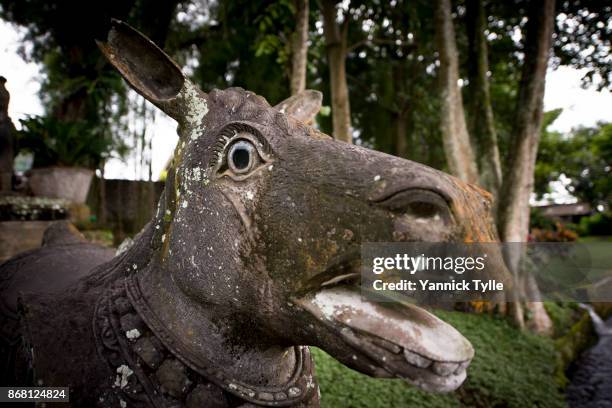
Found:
[294,262,474,393]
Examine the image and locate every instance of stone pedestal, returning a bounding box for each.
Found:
[0,220,55,262]
[0,195,70,262]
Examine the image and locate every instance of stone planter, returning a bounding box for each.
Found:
[28,166,94,204]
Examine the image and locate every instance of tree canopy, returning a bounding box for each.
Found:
[1,0,609,191]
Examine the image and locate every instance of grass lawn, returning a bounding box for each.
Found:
[313,310,567,408]
[577,235,612,243]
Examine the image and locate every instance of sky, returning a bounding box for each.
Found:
[1,19,611,185]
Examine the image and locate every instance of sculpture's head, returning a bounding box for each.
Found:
[99,20,506,393]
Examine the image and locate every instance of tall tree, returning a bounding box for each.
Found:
[0,0,181,147]
[291,0,310,95]
[497,0,556,244]
[465,0,502,196]
[345,1,444,169]
[432,0,558,331]
[321,0,352,143]
[434,0,479,183]
[495,0,556,334]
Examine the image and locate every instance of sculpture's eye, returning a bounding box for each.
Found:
[228,140,256,174]
[219,134,266,179]
[214,126,269,180]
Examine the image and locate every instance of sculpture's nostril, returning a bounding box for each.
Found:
[377,189,451,221]
[377,189,454,242]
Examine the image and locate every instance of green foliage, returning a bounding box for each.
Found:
[0,0,181,175]
[312,349,459,408]
[4,0,610,183]
[81,229,114,247]
[544,302,581,338]
[174,1,291,106]
[578,211,612,236]
[530,208,579,242]
[253,0,294,68]
[17,115,127,169]
[444,311,566,408]
[0,0,133,117]
[535,121,612,208]
[554,1,612,90]
[313,311,567,408]
[551,302,612,388]
[530,207,557,230]
[554,312,596,388]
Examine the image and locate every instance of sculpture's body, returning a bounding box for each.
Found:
[0,21,508,407]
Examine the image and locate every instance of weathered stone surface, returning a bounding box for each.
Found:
[133,337,164,369]
[185,383,228,408]
[155,358,192,398]
[119,313,145,334]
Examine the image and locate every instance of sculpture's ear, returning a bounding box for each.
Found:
[97,19,205,124]
[274,90,323,124]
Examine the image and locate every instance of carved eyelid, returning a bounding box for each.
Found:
[209,122,272,180]
[208,122,271,172]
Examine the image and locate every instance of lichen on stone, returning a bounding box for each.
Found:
[114,365,133,389]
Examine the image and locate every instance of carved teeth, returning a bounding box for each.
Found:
[403,349,432,368]
[454,360,470,375]
[432,361,460,377]
[371,337,402,354]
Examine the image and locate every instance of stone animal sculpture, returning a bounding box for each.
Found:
[0,20,507,407]
[0,76,16,192]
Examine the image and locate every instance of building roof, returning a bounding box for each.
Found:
[537,203,592,217]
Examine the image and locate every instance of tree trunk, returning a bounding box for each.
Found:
[53,85,88,122]
[291,0,309,95]
[465,0,502,196]
[497,0,556,334]
[434,0,479,184]
[498,0,555,243]
[135,0,181,47]
[392,64,409,158]
[394,111,409,158]
[322,0,352,143]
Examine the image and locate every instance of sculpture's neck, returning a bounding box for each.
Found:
[132,262,310,395]
[103,214,318,404]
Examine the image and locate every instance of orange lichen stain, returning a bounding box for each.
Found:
[464,301,503,315]
[450,180,499,244]
[303,253,318,275]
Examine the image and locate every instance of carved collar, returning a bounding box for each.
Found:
[93,275,317,407]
